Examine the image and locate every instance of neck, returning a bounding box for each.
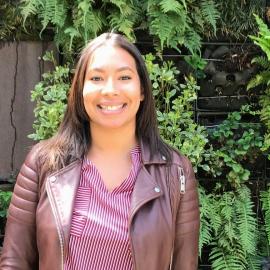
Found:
[88,124,138,157]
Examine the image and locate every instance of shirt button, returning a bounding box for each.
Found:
[161,155,166,161]
[154,187,161,193]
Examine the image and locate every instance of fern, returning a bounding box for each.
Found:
[200,0,220,35]
[147,0,207,53]
[159,0,185,14]
[106,1,141,41]
[199,187,214,257]
[21,0,40,25]
[246,254,262,270]
[149,13,179,50]
[41,0,66,33]
[251,56,270,69]
[183,26,201,55]
[109,0,134,16]
[260,187,270,245]
[247,71,270,90]
[235,186,257,255]
[210,244,247,270]
[108,14,135,41]
[250,15,270,61]
[248,16,270,154]
[74,1,102,44]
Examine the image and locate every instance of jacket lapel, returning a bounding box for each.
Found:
[130,165,163,222]
[46,160,82,254]
[45,140,166,256]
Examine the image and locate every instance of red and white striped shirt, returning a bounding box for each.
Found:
[64,146,141,270]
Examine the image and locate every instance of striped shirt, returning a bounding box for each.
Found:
[64,146,141,270]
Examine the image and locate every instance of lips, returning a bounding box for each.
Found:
[97,103,127,112]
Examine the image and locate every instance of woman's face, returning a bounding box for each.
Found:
[83,45,144,132]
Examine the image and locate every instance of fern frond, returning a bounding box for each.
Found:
[254,14,270,39]
[149,13,175,49]
[63,27,81,51]
[251,56,270,69]
[210,244,246,270]
[109,0,133,16]
[247,71,270,90]
[109,14,134,40]
[246,254,262,270]
[20,0,40,25]
[40,0,67,33]
[260,186,270,245]
[159,0,184,15]
[77,4,102,43]
[250,15,270,61]
[184,26,201,54]
[199,187,214,257]
[200,0,220,34]
[199,218,212,257]
[235,186,257,254]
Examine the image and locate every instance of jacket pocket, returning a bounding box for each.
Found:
[70,186,91,237]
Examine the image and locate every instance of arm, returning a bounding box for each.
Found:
[0,146,40,269]
[172,157,200,270]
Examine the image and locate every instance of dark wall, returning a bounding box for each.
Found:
[0,41,55,180]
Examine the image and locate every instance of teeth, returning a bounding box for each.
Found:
[100,105,123,111]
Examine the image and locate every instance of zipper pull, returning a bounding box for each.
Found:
[178,167,186,194]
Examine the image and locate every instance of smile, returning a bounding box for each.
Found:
[98,104,127,111]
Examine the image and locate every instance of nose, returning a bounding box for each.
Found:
[101,78,119,96]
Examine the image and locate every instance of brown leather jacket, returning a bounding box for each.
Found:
[0,141,199,270]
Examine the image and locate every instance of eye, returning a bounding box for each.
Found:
[90,76,102,81]
[120,75,131,80]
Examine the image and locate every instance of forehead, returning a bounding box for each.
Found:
[86,45,137,70]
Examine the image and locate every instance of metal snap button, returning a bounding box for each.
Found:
[50,176,57,183]
[154,187,161,193]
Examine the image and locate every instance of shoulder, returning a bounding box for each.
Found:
[24,142,45,170]
[167,147,193,175]
[23,140,51,179]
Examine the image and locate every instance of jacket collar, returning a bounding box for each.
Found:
[139,139,168,165]
[46,139,165,257]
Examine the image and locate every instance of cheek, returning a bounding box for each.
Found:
[82,93,96,116]
[83,81,101,96]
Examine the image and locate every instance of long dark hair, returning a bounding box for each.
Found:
[38,33,171,172]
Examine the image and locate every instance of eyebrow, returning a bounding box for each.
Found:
[88,66,136,73]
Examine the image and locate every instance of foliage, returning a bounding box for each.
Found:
[261,186,270,246]
[0,0,40,40]
[216,0,265,41]
[0,191,12,218]
[20,0,220,57]
[248,15,270,157]
[15,4,270,267]
[146,0,220,53]
[144,53,208,169]
[200,186,259,270]
[209,111,263,188]
[28,51,71,140]
[183,54,207,79]
[144,56,262,268]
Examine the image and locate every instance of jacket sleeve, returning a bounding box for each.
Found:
[0,146,40,269]
[172,156,200,270]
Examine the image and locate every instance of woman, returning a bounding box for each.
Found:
[0,33,199,270]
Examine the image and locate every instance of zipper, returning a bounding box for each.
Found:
[169,247,173,269]
[46,179,65,270]
[178,167,186,194]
